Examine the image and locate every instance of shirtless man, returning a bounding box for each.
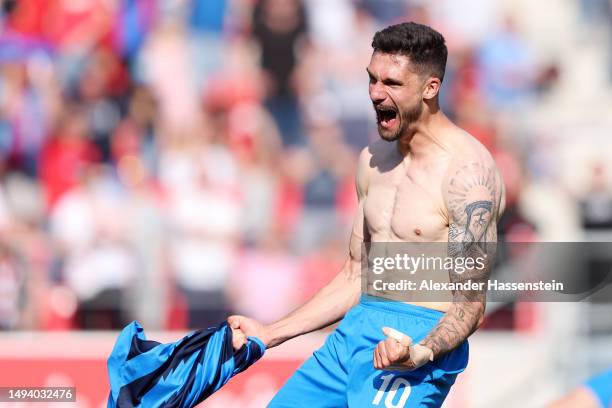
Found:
[229,22,505,407]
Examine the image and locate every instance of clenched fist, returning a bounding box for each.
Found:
[227,315,273,348]
[373,327,434,371]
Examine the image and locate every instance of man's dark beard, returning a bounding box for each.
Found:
[378,103,424,142]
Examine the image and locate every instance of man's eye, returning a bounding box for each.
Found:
[383,80,402,87]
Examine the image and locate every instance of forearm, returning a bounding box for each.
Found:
[266,263,361,348]
[420,300,484,358]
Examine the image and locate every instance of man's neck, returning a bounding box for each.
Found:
[396,109,451,159]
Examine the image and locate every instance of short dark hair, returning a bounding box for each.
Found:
[371,22,448,81]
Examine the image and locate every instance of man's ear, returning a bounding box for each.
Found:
[422,77,441,100]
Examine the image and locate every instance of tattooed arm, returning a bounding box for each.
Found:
[373,159,503,371]
[419,160,502,358]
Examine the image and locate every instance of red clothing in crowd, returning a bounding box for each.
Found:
[39,135,100,211]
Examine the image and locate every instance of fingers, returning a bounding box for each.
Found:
[226,315,273,349]
[231,327,247,350]
[379,340,391,368]
[374,328,414,371]
[228,316,248,350]
[373,344,381,369]
[227,315,243,329]
[382,327,413,347]
[373,340,394,370]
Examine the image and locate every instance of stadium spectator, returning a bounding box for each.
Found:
[50,163,136,329]
[477,15,536,108]
[39,105,100,211]
[252,0,308,146]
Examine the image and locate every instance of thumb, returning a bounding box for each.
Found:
[382,327,413,347]
[227,315,243,329]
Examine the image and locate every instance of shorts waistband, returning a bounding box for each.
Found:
[359,295,444,321]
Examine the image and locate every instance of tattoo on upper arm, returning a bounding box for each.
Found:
[447,162,497,260]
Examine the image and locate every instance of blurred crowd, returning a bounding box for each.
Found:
[0,0,609,332]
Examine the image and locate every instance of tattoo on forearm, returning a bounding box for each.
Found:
[422,162,498,358]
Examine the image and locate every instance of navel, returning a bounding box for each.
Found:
[414,228,422,236]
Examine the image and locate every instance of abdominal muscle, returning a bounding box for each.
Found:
[365,234,453,314]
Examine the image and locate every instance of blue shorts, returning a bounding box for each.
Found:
[269,296,469,408]
[585,369,612,408]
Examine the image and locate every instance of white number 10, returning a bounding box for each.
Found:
[372,374,412,408]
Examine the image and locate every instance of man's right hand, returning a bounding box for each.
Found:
[227,315,273,348]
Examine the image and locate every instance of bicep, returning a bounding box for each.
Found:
[444,161,500,289]
[445,161,500,249]
[350,147,371,266]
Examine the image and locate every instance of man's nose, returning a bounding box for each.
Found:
[369,84,386,104]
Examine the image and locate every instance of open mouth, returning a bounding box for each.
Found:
[375,105,398,129]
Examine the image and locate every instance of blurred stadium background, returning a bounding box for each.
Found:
[0,0,611,406]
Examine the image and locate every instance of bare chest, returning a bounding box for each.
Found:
[364,164,448,242]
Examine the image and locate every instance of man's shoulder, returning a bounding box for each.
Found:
[449,128,496,167]
[356,140,396,198]
[439,129,499,188]
[443,128,506,218]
